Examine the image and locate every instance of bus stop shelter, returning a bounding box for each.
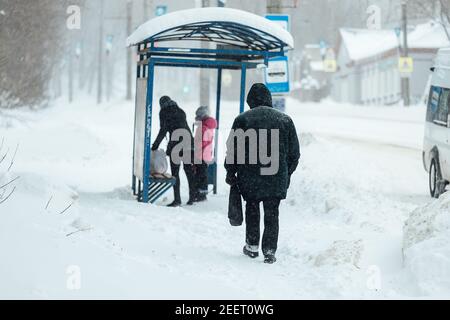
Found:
[127,7,294,203]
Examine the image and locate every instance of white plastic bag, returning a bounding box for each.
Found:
[150,149,168,174]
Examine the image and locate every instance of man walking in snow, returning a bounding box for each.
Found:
[225,83,300,264]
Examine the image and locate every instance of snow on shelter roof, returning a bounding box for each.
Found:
[126,7,294,51]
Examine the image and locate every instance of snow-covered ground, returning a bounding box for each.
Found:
[0,95,445,299]
[403,192,450,297]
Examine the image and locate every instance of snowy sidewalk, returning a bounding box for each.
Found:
[0,98,439,299]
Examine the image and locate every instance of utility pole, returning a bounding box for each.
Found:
[68,42,74,103]
[401,1,410,107]
[267,0,282,13]
[200,0,210,107]
[267,0,286,111]
[106,35,113,102]
[143,0,153,21]
[126,1,133,100]
[97,0,104,104]
[144,0,148,21]
[77,41,84,90]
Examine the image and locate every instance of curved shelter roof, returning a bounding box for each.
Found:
[126,7,294,51]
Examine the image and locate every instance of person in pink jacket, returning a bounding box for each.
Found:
[193,106,217,202]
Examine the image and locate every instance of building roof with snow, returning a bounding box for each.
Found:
[337,21,450,65]
[127,7,294,51]
[434,47,450,69]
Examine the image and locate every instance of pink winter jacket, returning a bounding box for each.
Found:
[194,117,217,162]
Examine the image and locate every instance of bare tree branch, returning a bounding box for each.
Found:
[0,149,9,165]
[7,143,19,172]
[45,196,53,210]
[0,176,20,190]
[66,227,93,237]
[0,137,4,154]
[58,201,75,215]
[407,0,450,41]
[0,187,16,204]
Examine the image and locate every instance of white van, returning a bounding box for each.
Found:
[423,48,450,198]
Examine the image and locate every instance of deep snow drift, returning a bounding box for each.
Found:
[403,192,450,296]
[0,96,446,299]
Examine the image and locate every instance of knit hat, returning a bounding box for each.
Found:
[159,96,172,108]
[246,83,273,109]
[195,106,210,121]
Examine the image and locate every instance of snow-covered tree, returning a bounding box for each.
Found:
[408,0,450,40]
[0,0,80,108]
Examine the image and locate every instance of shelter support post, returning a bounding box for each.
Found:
[213,67,222,194]
[132,44,144,195]
[132,169,136,195]
[239,64,247,113]
[142,60,155,203]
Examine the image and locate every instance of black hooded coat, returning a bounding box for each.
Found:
[151,97,193,156]
[225,84,300,201]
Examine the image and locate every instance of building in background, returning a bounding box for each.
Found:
[293,44,331,102]
[331,21,450,105]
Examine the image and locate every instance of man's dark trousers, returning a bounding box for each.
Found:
[245,198,281,255]
[170,156,195,203]
[194,161,208,195]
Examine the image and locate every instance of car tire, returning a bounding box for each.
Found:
[430,158,443,198]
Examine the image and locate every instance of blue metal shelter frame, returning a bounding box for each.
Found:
[130,20,290,203]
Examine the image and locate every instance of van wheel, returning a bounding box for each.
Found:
[430,159,443,198]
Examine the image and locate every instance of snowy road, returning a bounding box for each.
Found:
[0,98,438,299]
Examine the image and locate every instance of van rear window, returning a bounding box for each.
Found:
[427,86,449,124]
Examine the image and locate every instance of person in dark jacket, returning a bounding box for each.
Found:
[151,96,196,207]
[225,83,300,264]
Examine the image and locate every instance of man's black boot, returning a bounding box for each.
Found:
[167,200,181,207]
[243,245,259,259]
